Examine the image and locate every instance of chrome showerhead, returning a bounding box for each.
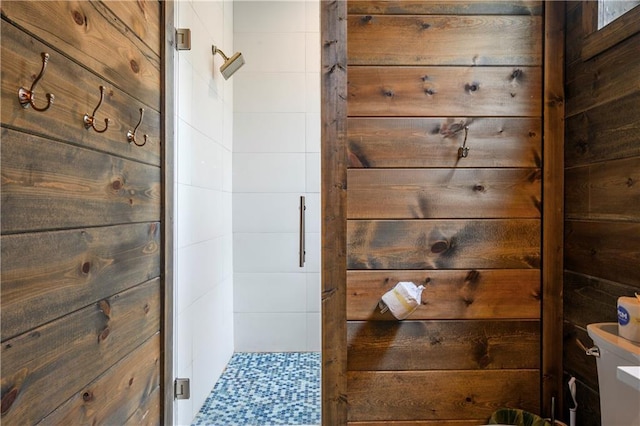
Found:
[212,45,245,80]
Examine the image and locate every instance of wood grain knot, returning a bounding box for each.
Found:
[420,22,431,30]
[112,179,122,190]
[98,300,111,318]
[473,184,485,192]
[465,82,479,93]
[99,326,111,342]
[129,377,134,386]
[143,303,150,314]
[627,177,634,187]
[82,391,94,402]
[72,10,85,26]
[361,15,372,23]
[1,388,19,415]
[382,89,394,98]
[81,261,91,274]
[130,59,140,74]
[511,69,523,80]
[431,240,450,254]
[465,270,480,282]
[424,88,436,95]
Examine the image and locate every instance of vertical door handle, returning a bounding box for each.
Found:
[299,196,306,267]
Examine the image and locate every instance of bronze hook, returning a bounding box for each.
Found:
[127,108,148,147]
[458,125,470,159]
[18,52,55,112]
[83,85,110,133]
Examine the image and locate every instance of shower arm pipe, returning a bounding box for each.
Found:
[212,46,229,61]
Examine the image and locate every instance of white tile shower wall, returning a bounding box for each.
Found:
[174,1,235,424]
[233,0,320,352]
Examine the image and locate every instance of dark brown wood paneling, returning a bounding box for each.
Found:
[562,322,598,391]
[347,168,541,219]
[347,320,540,370]
[564,220,640,287]
[565,91,640,167]
[1,223,160,341]
[347,269,541,320]
[347,370,540,421]
[347,117,542,168]
[565,33,640,117]
[0,279,160,424]
[349,421,485,426]
[347,1,543,15]
[566,157,640,221]
[347,220,540,270]
[1,128,161,233]
[348,66,542,117]
[321,0,348,424]
[0,21,161,165]
[563,271,627,329]
[38,333,160,425]
[102,0,162,56]
[541,1,565,416]
[348,15,542,66]
[1,0,161,109]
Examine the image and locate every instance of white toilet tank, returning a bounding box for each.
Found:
[587,322,640,425]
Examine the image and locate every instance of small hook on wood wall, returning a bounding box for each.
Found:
[127,108,148,147]
[458,126,470,159]
[83,85,110,133]
[18,52,55,112]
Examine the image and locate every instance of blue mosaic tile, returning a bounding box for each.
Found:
[192,352,320,426]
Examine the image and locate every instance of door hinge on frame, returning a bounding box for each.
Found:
[176,28,191,51]
[174,378,190,400]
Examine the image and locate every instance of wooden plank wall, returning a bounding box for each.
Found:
[563,2,640,425]
[1,1,163,424]
[345,1,543,423]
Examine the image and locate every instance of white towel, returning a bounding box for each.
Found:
[379,281,425,320]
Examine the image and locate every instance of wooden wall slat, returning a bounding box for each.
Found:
[1,128,161,233]
[321,0,348,424]
[348,15,542,66]
[349,421,485,426]
[563,271,629,329]
[101,0,162,57]
[347,1,543,16]
[565,91,640,168]
[347,269,540,320]
[564,220,640,287]
[347,117,542,168]
[565,33,640,117]
[562,322,598,391]
[566,157,640,221]
[125,385,161,425]
[348,168,541,219]
[347,220,540,270]
[1,1,161,109]
[347,320,540,370]
[347,370,540,421]
[0,278,161,424]
[348,66,542,117]
[0,20,161,165]
[38,333,160,425]
[1,222,161,341]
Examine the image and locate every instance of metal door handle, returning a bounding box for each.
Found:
[299,196,306,267]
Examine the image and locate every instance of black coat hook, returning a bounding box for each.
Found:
[83,85,110,133]
[127,108,148,147]
[18,52,55,112]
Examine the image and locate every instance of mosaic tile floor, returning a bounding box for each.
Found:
[192,352,321,426]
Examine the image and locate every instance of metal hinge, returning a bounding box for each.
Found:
[176,28,191,51]
[174,378,190,400]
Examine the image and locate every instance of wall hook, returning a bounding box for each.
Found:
[458,126,470,158]
[83,85,110,133]
[18,52,55,112]
[127,108,148,146]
